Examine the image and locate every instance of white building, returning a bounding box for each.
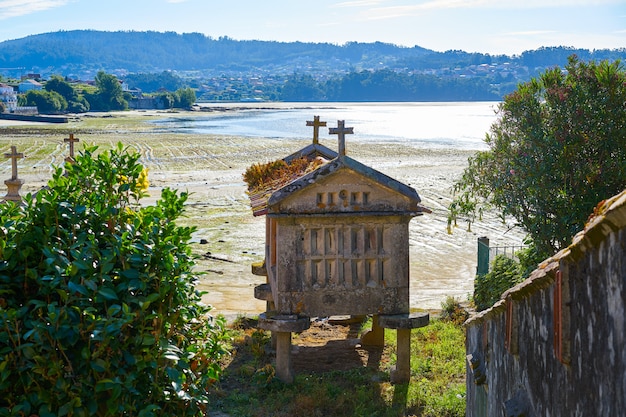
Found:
[0,83,17,112]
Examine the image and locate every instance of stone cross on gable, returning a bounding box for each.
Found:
[306,116,327,145]
[64,133,79,163]
[329,120,354,156]
[4,146,24,180]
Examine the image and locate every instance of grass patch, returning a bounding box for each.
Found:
[209,317,466,417]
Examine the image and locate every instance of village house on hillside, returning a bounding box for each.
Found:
[465,189,626,417]
[17,79,43,93]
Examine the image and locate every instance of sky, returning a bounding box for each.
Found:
[0,0,624,56]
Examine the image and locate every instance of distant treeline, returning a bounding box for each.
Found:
[121,69,504,102]
[279,70,503,101]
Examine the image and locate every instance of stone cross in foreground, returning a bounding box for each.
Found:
[306,116,327,144]
[5,146,23,181]
[64,133,80,163]
[3,145,25,202]
[329,120,354,156]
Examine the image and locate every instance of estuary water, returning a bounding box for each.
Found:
[155,101,500,150]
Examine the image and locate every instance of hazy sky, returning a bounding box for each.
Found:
[0,0,624,55]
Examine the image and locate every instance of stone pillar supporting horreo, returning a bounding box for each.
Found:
[360,314,385,346]
[258,313,310,383]
[378,312,430,383]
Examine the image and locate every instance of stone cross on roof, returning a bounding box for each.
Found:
[64,133,79,163]
[4,146,24,180]
[306,116,327,145]
[329,120,354,157]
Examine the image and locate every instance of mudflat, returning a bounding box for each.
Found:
[0,109,525,319]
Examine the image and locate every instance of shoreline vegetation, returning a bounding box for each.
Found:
[0,107,525,319]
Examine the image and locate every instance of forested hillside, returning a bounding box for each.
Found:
[0,30,432,74]
[1,30,624,102]
[2,30,624,77]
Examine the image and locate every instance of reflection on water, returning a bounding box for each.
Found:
[152,102,499,150]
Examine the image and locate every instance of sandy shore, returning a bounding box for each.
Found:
[0,109,526,318]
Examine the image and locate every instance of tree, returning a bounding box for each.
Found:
[44,75,76,101]
[0,144,227,416]
[156,91,175,109]
[280,73,325,101]
[24,89,68,113]
[174,87,196,109]
[124,71,184,93]
[45,75,90,113]
[90,71,128,111]
[449,56,626,261]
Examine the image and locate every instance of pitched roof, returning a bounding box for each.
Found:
[20,79,42,86]
[267,154,421,210]
[282,142,337,164]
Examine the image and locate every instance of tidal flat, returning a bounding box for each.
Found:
[0,109,525,318]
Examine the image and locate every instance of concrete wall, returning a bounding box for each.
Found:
[466,190,626,417]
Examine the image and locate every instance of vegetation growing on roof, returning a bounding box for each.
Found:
[243,156,325,195]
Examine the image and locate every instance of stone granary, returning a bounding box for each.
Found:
[246,117,430,383]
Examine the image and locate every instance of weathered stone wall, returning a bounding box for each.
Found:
[466,191,626,417]
[271,214,411,316]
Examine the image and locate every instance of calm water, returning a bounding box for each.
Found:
[153,102,500,150]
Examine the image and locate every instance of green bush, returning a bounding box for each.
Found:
[440,296,469,325]
[0,144,227,416]
[474,255,524,311]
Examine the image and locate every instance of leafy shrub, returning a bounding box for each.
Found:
[440,296,469,325]
[0,143,227,416]
[474,255,524,311]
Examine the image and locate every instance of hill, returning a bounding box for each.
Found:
[1,30,624,78]
[0,30,433,76]
[0,30,624,101]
